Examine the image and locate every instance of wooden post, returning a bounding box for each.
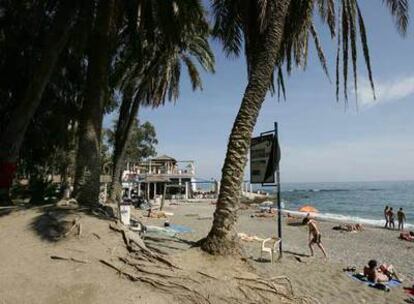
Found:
[275,122,282,259]
[160,184,167,211]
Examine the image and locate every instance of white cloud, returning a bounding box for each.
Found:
[358,75,414,108]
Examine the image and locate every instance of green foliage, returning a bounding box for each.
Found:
[0,0,56,132]
[113,0,215,108]
[105,119,158,162]
[28,178,59,205]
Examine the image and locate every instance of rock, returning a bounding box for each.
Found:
[56,198,79,209]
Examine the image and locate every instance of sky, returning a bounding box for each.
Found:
[105,2,414,183]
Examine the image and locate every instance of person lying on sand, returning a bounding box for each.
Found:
[400,231,414,241]
[237,232,265,242]
[332,223,363,232]
[254,213,276,218]
[302,218,328,258]
[363,259,400,283]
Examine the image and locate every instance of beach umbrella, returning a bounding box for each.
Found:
[298,205,318,213]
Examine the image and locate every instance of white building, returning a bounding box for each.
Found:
[121,155,196,200]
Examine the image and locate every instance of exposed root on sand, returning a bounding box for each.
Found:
[105,221,321,304]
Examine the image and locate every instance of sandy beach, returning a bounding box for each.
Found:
[1,201,413,304]
[141,201,414,304]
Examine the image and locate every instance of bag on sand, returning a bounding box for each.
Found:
[369,283,390,292]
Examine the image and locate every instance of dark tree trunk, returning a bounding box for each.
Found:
[109,89,140,202]
[73,0,114,206]
[201,1,291,255]
[0,0,78,206]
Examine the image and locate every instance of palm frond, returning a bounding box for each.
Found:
[309,22,330,80]
[277,66,286,101]
[383,0,409,35]
[182,54,202,90]
[355,1,376,99]
[212,0,243,56]
[336,4,342,102]
[347,0,358,106]
[316,0,336,37]
[342,0,350,102]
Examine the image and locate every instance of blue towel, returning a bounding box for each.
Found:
[346,272,402,288]
[169,224,192,234]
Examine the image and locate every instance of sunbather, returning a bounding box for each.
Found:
[400,231,414,241]
[333,223,363,232]
[363,260,399,283]
[237,232,264,242]
[255,213,276,218]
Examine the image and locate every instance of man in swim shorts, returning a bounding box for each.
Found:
[303,218,328,258]
[387,207,396,229]
[398,208,406,230]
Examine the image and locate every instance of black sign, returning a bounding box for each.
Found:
[250,134,280,184]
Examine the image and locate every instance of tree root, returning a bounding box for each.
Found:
[100,259,210,304]
[63,218,80,238]
[109,222,179,269]
[118,257,198,283]
[106,222,320,304]
[197,271,218,280]
[234,275,321,304]
[51,255,88,264]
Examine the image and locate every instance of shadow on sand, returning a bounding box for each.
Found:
[30,203,116,242]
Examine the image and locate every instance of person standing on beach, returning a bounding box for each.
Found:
[397,208,406,230]
[388,207,395,230]
[303,218,328,258]
[384,206,389,228]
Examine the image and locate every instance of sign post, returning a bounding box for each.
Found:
[250,122,282,258]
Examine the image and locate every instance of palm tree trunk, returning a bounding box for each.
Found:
[0,1,77,206]
[109,91,140,202]
[73,0,114,206]
[201,1,291,255]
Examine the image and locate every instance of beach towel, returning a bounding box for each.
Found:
[169,224,192,234]
[346,272,402,289]
[146,224,192,237]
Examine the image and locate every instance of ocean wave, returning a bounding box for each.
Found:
[282,209,414,229]
[318,189,351,192]
[286,189,351,193]
[284,188,383,193]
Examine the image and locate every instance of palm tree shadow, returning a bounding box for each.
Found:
[0,209,12,217]
[30,203,107,242]
[144,235,196,246]
[283,250,311,258]
[251,257,272,263]
[30,209,75,242]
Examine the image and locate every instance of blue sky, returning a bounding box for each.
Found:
[105,2,414,183]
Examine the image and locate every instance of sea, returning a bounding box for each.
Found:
[261,181,414,229]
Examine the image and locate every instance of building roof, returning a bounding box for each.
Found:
[152,154,177,162]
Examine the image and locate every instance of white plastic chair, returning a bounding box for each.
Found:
[260,237,281,263]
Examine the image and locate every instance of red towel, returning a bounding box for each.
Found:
[0,161,17,188]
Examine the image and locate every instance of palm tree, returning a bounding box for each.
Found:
[0,0,80,205]
[201,0,409,255]
[72,0,115,206]
[108,0,215,202]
